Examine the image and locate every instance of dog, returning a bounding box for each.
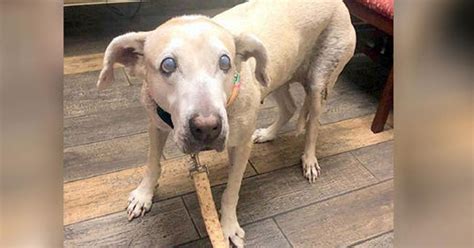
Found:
[97,0,355,246]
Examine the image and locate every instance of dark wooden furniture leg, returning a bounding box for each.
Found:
[371,67,393,133]
[343,0,393,133]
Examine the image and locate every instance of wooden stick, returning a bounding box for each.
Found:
[191,170,229,248]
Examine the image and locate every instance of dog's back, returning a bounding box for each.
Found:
[214,0,353,92]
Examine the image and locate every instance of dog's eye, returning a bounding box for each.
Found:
[161,57,177,74]
[219,55,231,71]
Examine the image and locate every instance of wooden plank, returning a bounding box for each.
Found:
[182,152,378,237]
[64,105,148,147]
[64,197,199,247]
[64,53,115,75]
[274,180,393,247]
[64,133,148,182]
[352,141,393,181]
[177,219,291,248]
[351,231,394,248]
[64,37,111,57]
[64,151,256,225]
[321,73,379,125]
[250,114,394,174]
[63,70,142,118]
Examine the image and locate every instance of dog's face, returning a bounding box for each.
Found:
[97,15,269,154]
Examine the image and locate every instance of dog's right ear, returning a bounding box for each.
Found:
[97,31,150,90]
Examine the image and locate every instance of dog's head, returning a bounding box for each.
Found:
[97,15,269,154]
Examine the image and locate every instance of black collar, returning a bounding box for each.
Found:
[156,104,174,129]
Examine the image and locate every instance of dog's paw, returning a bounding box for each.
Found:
[221,216,245,248]
[127,188,153,220]
[252,128,276,143]
[301,154,321,183]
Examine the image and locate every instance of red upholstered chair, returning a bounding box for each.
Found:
[344,0,393,133]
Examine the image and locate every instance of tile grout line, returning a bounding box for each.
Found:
[351,151,381,182]
[347,229,394,247]
[180,197,202,239]
[271,217,295,248]
[350,139,394,182]
[63,130,148,149]
[64,164,145,184]
[348,139,393,153]
[173,238,202,247]
[64,102,143,120]
[247,159,259,175]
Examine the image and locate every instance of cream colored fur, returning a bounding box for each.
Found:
[97,0,355,247]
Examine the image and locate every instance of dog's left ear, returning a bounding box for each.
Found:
[234,33,270,86]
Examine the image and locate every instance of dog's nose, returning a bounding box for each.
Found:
[189,114,222,143]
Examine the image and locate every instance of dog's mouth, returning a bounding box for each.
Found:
[182,145,213,154]
[179,125,226,154]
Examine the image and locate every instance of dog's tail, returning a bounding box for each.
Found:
[295,95,310,136]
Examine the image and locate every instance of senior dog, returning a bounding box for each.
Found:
[97,0,355,246]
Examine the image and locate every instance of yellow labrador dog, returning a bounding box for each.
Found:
[97,0,355,246]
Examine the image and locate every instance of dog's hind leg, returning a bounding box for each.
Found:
[252,84,296,143]
[301,21,356,183]
[127,125,169,220]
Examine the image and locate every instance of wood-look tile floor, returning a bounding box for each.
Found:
[64,4,393,247]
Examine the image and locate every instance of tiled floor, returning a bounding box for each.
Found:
[64,2,393,247]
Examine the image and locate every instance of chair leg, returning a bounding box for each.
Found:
[371,67,393,133]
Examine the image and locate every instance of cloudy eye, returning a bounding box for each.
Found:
[161,57,177,74]
[219,55,231,71]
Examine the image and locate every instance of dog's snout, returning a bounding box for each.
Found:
[189,113,222,143]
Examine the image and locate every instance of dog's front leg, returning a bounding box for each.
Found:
[220,141,252,248]
[127,124,169,220]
